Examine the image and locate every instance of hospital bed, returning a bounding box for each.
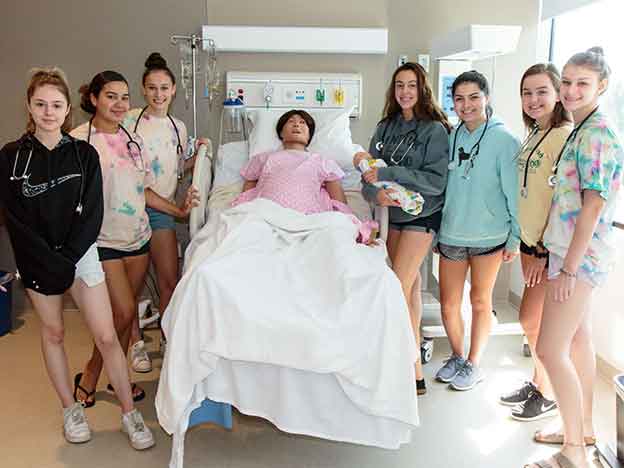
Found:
[156,109,420,468]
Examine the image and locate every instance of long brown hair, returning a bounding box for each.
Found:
[26,67,73,133]
[382,62,452,132]
[520,63,572,130]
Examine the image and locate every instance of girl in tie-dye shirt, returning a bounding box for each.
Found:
[122,53,206,364]
[70,71,198,409]
[529,48,624,468]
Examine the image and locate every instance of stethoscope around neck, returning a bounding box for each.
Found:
[517,124,554,198]
[88,118,145,172]
[10,134,85,215]
[134,106,186,179]
[547,106,600,189]
[449,117,490,179]
[375,118,418,166]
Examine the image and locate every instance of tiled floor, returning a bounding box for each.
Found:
[0,300,614,468]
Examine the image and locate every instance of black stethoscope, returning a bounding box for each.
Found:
[548,106,599,188]
[449,117,490,180]
[517,125,554,198]
[134,106,185,179]
[10,135,85,215]
[88,118,145,172]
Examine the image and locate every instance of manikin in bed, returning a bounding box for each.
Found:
[156,109,420,467]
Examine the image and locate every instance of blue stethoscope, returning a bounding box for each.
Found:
[133,106,185,179]
[10,134,85,215]
[87,118,145,172]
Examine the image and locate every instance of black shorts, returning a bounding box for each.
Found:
[520,240,549,267]
[97,241,150,262]
[388,210,442,234]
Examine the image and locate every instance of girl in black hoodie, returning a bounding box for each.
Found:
[0,68,154,450]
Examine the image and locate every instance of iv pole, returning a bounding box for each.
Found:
[170,33,202,139]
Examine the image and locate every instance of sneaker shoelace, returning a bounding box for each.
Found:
[71,406,86,425]
[456,363,473,378]
[508,382,536,400]
[442,355,462,367]
[129,412,146,433]
[517,389,542,411]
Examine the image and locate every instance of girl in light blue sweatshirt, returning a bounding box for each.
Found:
[435,71,520,391]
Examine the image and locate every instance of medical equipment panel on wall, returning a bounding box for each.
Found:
[225,72,363,118]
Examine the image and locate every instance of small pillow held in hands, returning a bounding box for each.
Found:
[358,159,424,216]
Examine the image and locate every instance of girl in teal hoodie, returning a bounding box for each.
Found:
[435,71,520,391]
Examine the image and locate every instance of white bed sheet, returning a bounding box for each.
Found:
[156,197,419,468]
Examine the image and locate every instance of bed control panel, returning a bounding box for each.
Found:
[226,72,362,118]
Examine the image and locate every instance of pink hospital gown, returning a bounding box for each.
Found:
[233,150,377,242]
[233,150,344,213]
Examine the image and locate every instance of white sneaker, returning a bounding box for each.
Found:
[121,409,155,450]
[131,340,152,373]
[63,402,91,443]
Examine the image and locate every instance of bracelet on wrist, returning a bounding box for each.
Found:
[559,267,577,278]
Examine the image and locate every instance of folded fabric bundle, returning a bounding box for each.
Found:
[358,159,424,216]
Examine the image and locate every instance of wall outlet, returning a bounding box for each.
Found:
[398,54,408,67]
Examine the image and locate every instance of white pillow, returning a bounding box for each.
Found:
[247,107,357,170]
[213,140,249,189]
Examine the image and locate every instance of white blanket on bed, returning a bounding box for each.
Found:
[156,198,419,448]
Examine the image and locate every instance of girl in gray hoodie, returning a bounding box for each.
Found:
[354,62,451,396]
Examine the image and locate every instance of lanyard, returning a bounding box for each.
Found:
[519,126,554,198]
[548,106,599,187]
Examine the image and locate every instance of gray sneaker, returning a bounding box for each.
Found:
[449,360,484,391]
[63,402,91,444]
[435,354,466,383]
[121,409,155,450]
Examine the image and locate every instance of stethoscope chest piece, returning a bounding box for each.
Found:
[520,187,529,198]
[547,174,557,187]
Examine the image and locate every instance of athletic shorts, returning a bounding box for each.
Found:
[75,243,105,287]
[437,242,505,262]
[97,241,150,262]
[389,210,442,234]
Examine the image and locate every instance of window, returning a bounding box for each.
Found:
[549,0,624,223]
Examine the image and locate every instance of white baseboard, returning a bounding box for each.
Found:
[597,354,623,382]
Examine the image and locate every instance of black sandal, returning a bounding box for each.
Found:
[416,378,427,396]
[73,372,96,408]
[106,383,146,402]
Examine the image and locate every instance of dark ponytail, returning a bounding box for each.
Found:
[142,52,176,86]
[79,70,128,114]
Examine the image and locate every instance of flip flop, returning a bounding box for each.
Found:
[534,430,596,446]
[73,372,96,408]
[106,383,146,402]
[524,451,580,468]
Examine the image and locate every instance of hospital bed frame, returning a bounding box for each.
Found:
[184,138,524,437]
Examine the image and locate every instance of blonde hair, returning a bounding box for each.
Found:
[26,67,72,133]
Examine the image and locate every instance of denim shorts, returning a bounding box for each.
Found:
[547,253,603,288]
[75,243,105,287]
[438,242,505,262]
[146,206,175,231]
